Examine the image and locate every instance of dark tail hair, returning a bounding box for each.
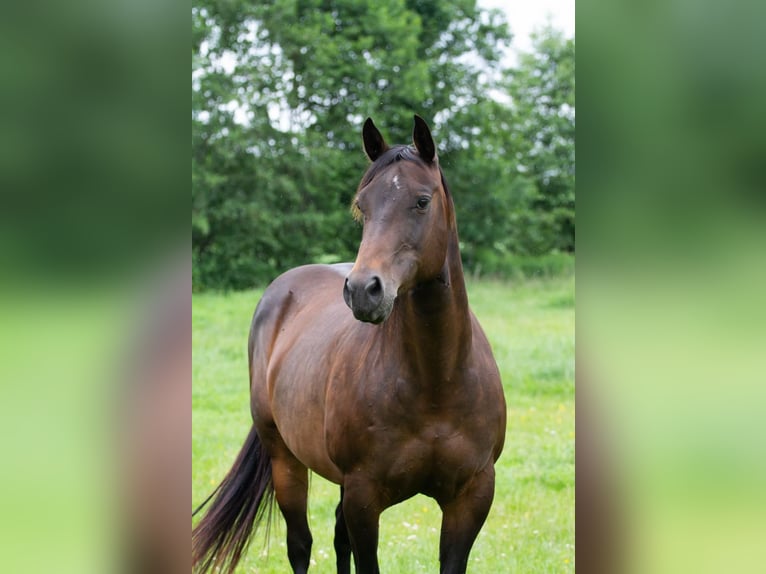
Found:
[192,426,275,574]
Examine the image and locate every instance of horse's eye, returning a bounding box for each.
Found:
[416,196,431,210]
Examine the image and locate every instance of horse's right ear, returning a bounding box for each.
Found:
[362,118,388,162]
[412,114,436,164]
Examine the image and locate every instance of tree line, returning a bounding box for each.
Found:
[193,0,574,290]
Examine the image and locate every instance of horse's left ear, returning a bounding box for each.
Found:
[413,114,437,164]
[363,118,388,162]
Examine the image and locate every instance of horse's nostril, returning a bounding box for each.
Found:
[365,276,382,299]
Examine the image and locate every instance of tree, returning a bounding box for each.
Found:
[506,26,575,253]
[192,0,512,289]
[191,2,574,289]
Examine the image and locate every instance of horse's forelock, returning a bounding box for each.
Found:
[358,145,422,189]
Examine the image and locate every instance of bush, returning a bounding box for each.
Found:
[466,252,575,281]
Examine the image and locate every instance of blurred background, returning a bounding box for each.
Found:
[578,0,766,572]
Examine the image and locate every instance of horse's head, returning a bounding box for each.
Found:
[343,115,452,324]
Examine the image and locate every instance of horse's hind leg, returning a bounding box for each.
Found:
[270,448,313,573]
[334,487,352,574]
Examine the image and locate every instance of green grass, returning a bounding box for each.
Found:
[193,275,574,573]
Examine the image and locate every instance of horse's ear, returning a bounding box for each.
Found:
[412,114,436,164]
[362,118,388,162]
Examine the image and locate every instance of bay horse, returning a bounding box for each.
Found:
[192,116,506,574]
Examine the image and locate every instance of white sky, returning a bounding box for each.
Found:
[479,0,575,62]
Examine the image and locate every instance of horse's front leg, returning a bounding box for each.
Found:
[334,486,352,574]
[342,474,383,574]
[438,464,496,574]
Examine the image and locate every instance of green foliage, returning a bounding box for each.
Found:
[192,1,574,289]
[507,27,576,253]
[193,276,575,572]
[468,252,575,281]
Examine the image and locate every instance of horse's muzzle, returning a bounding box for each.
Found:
[343,273,392,324]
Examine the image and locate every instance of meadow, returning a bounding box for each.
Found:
[192,275,574,573]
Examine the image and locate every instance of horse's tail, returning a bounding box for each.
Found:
[192,425,275,574]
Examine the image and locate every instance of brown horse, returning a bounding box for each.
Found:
[192,116,506,574]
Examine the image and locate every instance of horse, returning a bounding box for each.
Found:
[192,116,507,574]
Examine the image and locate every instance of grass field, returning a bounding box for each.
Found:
[192,275,574,573]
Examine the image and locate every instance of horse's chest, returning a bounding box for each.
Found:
[378,422,488,502]
[327,369,502,501]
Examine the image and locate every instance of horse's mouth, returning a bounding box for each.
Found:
[347,296,395,325]
[352,309,387,324]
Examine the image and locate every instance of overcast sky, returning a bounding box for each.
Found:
[479,0,575,61]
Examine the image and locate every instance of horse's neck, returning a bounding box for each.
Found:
[392,232,472,380]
